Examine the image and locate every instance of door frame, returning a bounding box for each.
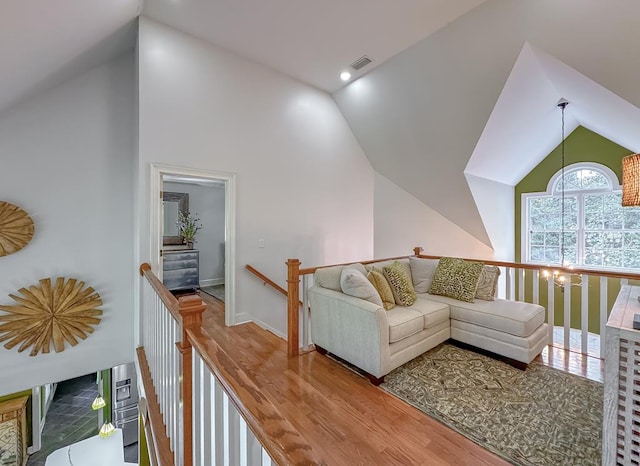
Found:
[150,163,237,326]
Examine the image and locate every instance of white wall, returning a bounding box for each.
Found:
[0,53,135,396]
[374,172,494,260]
[138,18,374,336]
[163,181,225,284]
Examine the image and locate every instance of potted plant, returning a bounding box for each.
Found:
[177,211,203,248]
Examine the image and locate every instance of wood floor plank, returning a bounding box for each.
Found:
[196,292,509,465]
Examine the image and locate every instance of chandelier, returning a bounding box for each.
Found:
[543,99,577,287]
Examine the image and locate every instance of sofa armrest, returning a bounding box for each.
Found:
[309,286,390,378]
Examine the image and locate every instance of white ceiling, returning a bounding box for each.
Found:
[142,0,487,92]
[0,0,141,114]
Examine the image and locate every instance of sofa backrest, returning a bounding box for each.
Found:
[314,263,367,292]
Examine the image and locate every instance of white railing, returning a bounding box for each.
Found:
[141,277,183,466]
[192,349,274,466]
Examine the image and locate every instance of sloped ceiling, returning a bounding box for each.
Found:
[143,0,487,93]
[0,0,141,114]
[333,0,640,250]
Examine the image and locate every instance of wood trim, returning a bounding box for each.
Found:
[246,264,303,306]
[415,254,640,280]
[286,259,300,357]
[136,346,175,466]
[186,326,324,465]
[298,255,410,276]
[139,263,181,322]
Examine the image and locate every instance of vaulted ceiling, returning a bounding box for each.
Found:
[3,0,640,254]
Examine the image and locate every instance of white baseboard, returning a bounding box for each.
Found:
[200,278,224,287]
[252,318,286,340]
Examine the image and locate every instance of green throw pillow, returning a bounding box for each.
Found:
[382,261,416,306]
[429,257,484,303]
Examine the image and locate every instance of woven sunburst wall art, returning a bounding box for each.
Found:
[0,201,35,257]
[0,277,103,356]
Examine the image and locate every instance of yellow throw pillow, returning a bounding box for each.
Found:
[367,270,395,310]
[382,261,416,306]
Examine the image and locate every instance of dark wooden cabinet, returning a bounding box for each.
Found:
[163,250,199,291]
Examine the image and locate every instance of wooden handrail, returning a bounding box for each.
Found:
[140,263,181,321]
[186,325,324,465]
[413,253,640,281]
[246,264,304,307]
[298,255,410,276]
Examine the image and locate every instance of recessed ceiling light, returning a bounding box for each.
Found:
[340,71,352,82]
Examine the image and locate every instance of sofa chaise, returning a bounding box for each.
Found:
[308,257,548,384]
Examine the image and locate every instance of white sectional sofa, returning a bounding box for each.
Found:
[308,258,548,384]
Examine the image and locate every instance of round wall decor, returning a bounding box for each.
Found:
[0,277,102,356]
[0,201,35,257]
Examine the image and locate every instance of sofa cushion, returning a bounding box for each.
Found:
[340,267,383,307]
[315,263,367,292]
[386,307,424,343]
[475,265,501,301]
[367,270,395,310]
[421,293,545,337]
[383,261,417,306]
[429,257,483,303]
[411,297,450,328]
[409,257,439,293]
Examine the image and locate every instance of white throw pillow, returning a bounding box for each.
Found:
[340,267,383,307]
[409,257,439,293]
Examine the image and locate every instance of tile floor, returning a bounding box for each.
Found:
[26,374,100,466]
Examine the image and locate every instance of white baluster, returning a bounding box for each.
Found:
[193,350,202,466]
[581,275,589,355]
[302,275,309,351]
[563,281,571,351]
[261,448,272,466]
[600,276,608,359]
[505,267,512,300]
[547,278,555,345]
[246,422,262,465]
[621,278,629,286]
[214,376,225,466]
[532,270,539,305]
[202,365,212,466]
[228,396,241,466]
[517,268,525,302]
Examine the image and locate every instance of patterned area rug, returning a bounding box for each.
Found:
[200,284,225,302]
[381,343,602,466]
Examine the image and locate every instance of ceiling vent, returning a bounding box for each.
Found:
[349,55,373,71]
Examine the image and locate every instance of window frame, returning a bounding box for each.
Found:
[521,162,635,271]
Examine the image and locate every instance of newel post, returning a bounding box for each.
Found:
[287,259,301,357]
[414,246,423,256]
[176,295,206,466]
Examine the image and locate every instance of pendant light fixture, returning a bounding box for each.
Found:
[543,99,575,287]
[622,153,640,206]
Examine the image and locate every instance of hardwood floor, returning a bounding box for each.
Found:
[197,291,601,465]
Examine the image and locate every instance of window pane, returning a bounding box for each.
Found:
[585,232,603,248]
[604,250,624,268]
[530,246,545,261]
[585,249,603,266]
[603,193,622,210]
[624,232,640,249]
[545,214,562,230]
[604,212,623,230]
[604,232,624,249]
[623,250,640,269]
[585,195,603,212]
[545,247,560,263]
[579,169,609,189]
[585,210,604,229]
[544,232,558,246]
[624,209,640,229]
[530,232,544,245]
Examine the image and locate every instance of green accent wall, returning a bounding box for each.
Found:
[515,126,635,333]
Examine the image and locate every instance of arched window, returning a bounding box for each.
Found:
[523,162,640,270]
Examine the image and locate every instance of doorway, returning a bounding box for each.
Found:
[150,164,236,326]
